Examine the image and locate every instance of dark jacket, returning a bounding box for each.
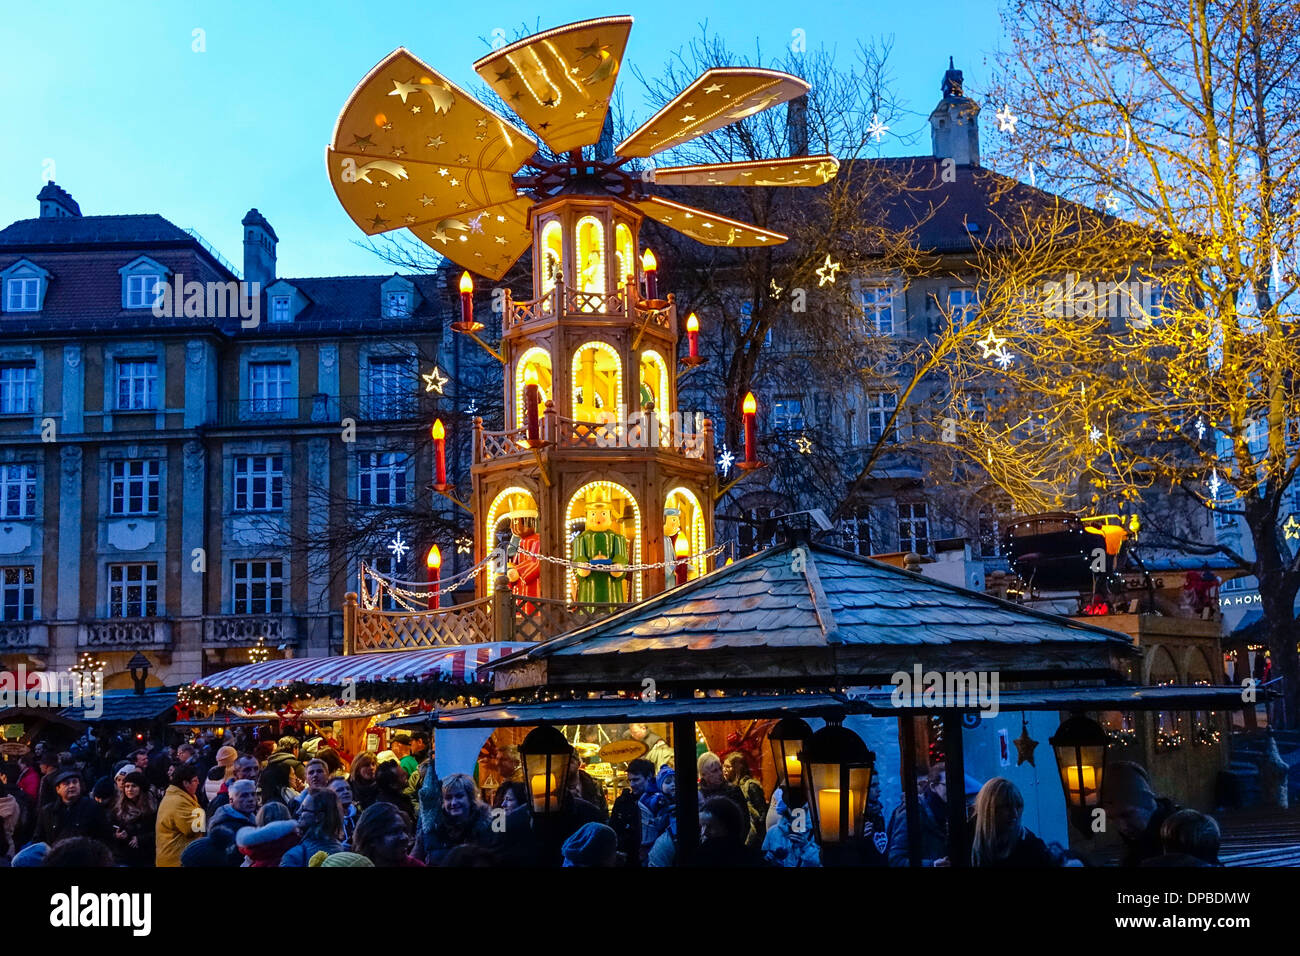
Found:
[34,795,113,847]
[693,837,766,867]
[610,789,642,866]
[887,790,949,867]
[259,751,303,804]
[973,827,1057,867]
[109,805,156,867]
[1121,797,1179,867]
[734,775,768,846]
[415,766,501,864]
[279,834,346,867]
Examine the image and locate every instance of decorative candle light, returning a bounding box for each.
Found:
[742,391,758,464]
[686,312,700,358]
[426,545,441,610]
[529,773,558,812]
[453,271,481,333]
[641,248,658,300]
[431,419,447,487]
[523,366,541,446]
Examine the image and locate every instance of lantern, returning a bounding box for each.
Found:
[767,717,812,797]
[641,248,658,300]
[1049,714,1108,831]
[801,724,873,845]
[519,725,574,817]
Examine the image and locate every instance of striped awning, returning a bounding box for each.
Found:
[194,643,534,691]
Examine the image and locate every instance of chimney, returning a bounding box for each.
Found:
[241,208,278,287]
[38,182,82,219]
[929,57,981,167]
[786,95,809,157]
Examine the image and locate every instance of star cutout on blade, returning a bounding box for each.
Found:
[704,82,723,94]
[681,114,697,123]
[995,104,1018,134]
[427,136,445,151]
[541,96,558,108]
[438,168,449,177]
[403,215,416,224]
[448,177,459,186]
[977,329,1006,357]
[575,38,610,62]
[1014,720,1039,766]
[388,79,422,103]
[494,235,507,244]
[815,254,841,286]
[457,154,470,165]
[495,66,516,82]
[410,106,421,114]
[456,200,469,209]
[422,366,449,394]
[418,194,435,206]
[368,214,388,229]
[350,134,375,152]
[475,118,489,128]
[575,110,587,119]
[391,146,406,157]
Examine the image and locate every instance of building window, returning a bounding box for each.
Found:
[233,456,284,512]
[837,510,873,556]
[5,277,40,312]
[270,296,291,323]
[740,302,773,348]
[0,464,36,519]
[0,364,37,414]
[109,460,161,516]
[124,274,163,309]
[116,359,158,411]
[108,563,159,617]
[866,391,898,445]
[947,288,979,327]
[772,398,805,431]
[358,452,408,506]
[0,567,35,621]
[383,292,411,318]
[232,560,284,614]
[860,285,894,334]
[899,501,930,555]
[847,409,858,446]
[248,361,292,413]
[368,357,417,419]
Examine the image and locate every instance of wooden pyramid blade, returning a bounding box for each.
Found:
[326,148,522,235]
[474,16,633,154]
[635,196,787,247]
[411,196,534,281]
[650,154,839,187]
[616,68,810,158]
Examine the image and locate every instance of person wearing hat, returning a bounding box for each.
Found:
[33,769,113,848]
[662,507,690,587]
[505,496,541,613]
[311,850,374,867]
[561,822,618,867]
[111,770,157,867]
[572,492,629,604]
[204,745,239,803]
[156,763,204,867]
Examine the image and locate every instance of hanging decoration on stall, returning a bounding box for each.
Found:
[1014,716,1039,767]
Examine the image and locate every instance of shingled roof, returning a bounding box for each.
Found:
[491,540,1136,690]
[0,213,197,249]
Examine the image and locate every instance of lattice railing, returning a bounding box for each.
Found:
[203,616,299,646]
[567,288,627,317]
[511,595,625,643]
[557,416,619,449]
[81,619,171,647]
[634,302,674,330]
[353,598,494,652]
[479,426,530,463]
[0,622,46,649]
[505,288,558,330]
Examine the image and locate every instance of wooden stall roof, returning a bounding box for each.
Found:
[491,541,1136,666]
[59,689,178,723]
[379,684,1252,729]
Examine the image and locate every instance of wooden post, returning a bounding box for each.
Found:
[899,715,922,867]
[472,416,484,466]
[492,573,513,642]
[672,717,699,865]
[342,592,358,656]
[942,711,969,868]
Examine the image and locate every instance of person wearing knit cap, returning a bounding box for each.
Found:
[561,822,618,867]
[111,770,157,867]
[181,827,242,867]
[309,850,374,867]
[10,841,47,867]
[204,746,239,803]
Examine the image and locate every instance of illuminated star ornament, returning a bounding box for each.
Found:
[796,435,813,454]
[1102,192,1120,213]
[977,329,1006,358]
[815,254,841,287]
[866,113,891,144]
[1284,515,1300,542]
[387,532,410,562]
[995,104,1018,134]
[422,366,450,394]
[717,445,736,476]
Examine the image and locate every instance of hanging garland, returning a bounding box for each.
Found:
[179,676,489,712]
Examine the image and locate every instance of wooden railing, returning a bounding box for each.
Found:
[504,287,558,330]
[503,278,649,333]
[477,424,531,464]
[511,595,626,643]
[351,597,495,653]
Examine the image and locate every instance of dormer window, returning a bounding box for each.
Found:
[384,292,411,317]
[271,296,291,323]
[1,260,50,313]
[125,274,164,309]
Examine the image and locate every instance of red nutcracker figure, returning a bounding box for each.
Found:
[663,507,690,587]
[506,495,541,613]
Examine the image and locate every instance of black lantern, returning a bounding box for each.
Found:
[519,725,574,817]
[767,717,812,796]
[801,724,874,845]
[1049,714,1108,831]
[127,652,152,696]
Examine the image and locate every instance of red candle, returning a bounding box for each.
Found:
[523,368,540,445]
[641,248,658,300]
[742,392,757,464]
[432,419,447,486]
[686,312,700,358]
[426,545,441,610]
[458,271,473,326]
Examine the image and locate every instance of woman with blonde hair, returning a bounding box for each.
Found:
[348,752,379,810]
[970,777,1055,867]
[416,768,499,864]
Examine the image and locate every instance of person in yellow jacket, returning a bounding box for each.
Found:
[156,764,204,867]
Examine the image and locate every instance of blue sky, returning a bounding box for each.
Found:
[1,0,1006,278]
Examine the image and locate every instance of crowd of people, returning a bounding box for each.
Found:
[0,726,1223,868]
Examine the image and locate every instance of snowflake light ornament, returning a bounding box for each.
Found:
[387,531,410,562]
[866,113,890,144]
[717,445,735,476]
